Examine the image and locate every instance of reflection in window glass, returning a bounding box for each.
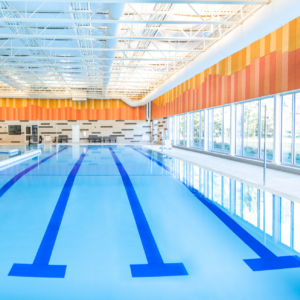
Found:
[244,101,259,158]
[207,171,212,199]
[180,161,184,182]
[224,106,231,153]
[235,182,242,217]
[213,174,222,204]
[193,112,200,147]
[295,93,300,165]
[243,185,257,227]
[193,166,199,191]
[281,198,291,247]
[213,108,223,152]
[223,177,230,210]
[265,193,273,236]
[282,94,293,164]
[199,168,204,194]
[261,98,274,161]
[294,201,300,252]
[200,111,205,149]
[259,190,264,230]
[236,104,243,155]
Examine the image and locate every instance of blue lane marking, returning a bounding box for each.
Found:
[108,147,188,278]
[8,148,89,278]
[0,147,68,198]
[132,147,300,272]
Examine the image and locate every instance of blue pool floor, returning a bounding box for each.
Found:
[0,145,298,299]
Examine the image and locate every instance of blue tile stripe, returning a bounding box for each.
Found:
[109,147,188,277]
[132,147,300,272]
[8,147,89,278]
[0,147,68,198]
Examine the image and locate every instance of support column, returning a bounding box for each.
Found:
[230,103,236,156]
[274,93,282,164]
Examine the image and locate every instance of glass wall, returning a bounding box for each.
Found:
[213,108,222,151]
[235,97,274,160]
[177,114,187,146]
[193,112,200,147]
[244,101,259,158]
[208,105,231,153]
[168,116,174,144]
[165,91,300,167]
[192,111,205,149]
[281,92,300,165]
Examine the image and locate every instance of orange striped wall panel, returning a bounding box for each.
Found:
[0,99,146,121]
[152,17,300,119]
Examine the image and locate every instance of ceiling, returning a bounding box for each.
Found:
[0,0,270,102]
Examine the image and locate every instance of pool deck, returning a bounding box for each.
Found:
[142,144,300,203]
[0,142,298,203]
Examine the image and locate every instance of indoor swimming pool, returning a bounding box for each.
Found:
[0,145,299,299]
[0,145,41,161]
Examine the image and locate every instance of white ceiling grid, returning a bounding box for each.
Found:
[0,0,268,102]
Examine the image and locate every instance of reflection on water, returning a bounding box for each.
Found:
[0,144,47,162]
[143,148,300,256]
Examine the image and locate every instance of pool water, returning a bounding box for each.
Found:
[0,145,299,299]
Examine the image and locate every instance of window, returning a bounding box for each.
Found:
[193,112,200,147]
[213,108,222,152]
[208,110,213,150]
[208,106,231,153]
[192,111,205,149]
[224,106,231,153]
[8,125,21,135]
[281,92,300,165]
[168,116,174,143]
[200,111,205,149]
[244,101,259,158]
[179,114,187,146]
[236,104,243,156]
[236,98,274,160]
[261,98,274,161]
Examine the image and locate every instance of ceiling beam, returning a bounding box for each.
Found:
[0,33,218,42]
[2,0,270,4]
[0,17,239,25]
[0,63,182,69]
[0,55,191,62]
[2,70,172,75]
[0,46,203,53]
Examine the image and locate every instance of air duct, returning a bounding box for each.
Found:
[103,4,125,96]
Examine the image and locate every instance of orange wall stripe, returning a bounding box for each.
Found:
[0,99,146,121]
[151,16,300,119]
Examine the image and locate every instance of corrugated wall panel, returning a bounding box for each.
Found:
[152,17,300,119]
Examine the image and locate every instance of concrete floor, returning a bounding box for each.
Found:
[142,144,300,203]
